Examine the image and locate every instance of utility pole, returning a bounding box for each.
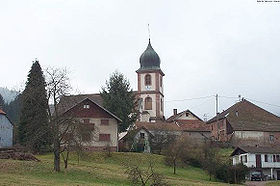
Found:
[215,94,219,115]
[216,94,220,140]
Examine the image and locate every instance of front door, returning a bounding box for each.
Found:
[277,171,280,180]
[256,154,262,168]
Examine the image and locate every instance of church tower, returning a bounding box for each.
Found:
[136,39,165,122]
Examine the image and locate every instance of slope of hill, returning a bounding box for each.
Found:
[0,87,19,103]
[0,152,228,186]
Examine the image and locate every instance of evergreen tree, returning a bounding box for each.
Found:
[4,94,22,124]
[18,59,50,152]
[101,71,137,132]
[0,94,4,108]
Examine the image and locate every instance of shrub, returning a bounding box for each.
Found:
[227,164,249,184]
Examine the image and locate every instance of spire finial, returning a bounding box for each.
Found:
[148,24,151,42]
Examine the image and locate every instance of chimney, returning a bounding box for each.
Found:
[173,109,177,116]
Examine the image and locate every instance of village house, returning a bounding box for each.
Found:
[231,146,280,180]
[58,94,121,151]
[0,109,13,147]
[119,111,211,153]
[207,99,280,146]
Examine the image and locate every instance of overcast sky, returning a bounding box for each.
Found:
[1,0,280,119]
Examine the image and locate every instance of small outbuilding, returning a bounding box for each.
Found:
[0,109,13,147]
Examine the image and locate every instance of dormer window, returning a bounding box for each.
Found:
[145,74,151,86]
[83,104,90,109]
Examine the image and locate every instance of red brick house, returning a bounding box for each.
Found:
[207,99,280,146]
[58,94,122,151]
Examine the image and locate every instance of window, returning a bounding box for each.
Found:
[83,104,90,109]
[144,97,152,110]
[268,155,273,162]
[241,155,247,164]
[161,98,163,111]
[83,119,90,123]
[160,76,163,87]
[265,155,268,162]
[140,132,145,139]
[270,135,275,142]
[101,119,109,125]
[185,113,189,117]
[145,74,151,85]
[99,134,110,141]
[276,155,280,162]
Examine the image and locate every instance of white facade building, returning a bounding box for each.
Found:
[231,146,280,180]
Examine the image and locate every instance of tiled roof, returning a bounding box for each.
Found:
[178,121,211,132]
[56,94,122,122]
[135,121,210,132]
[207,99,280,132]
[231,146,280,156]
[57,94,103,114]
[166,109,203,122]
[135,121,181,131]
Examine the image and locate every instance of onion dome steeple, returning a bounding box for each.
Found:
[138,39,161,71]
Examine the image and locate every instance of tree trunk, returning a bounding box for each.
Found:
[54,138,60,172]
[64,151,69,169]
[173,158,176,174]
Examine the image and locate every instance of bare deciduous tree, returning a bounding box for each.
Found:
[150,130,176,154]
[124,160,168,186]
[164,135,190,175]
[46,67,97,172]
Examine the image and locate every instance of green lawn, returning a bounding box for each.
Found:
[0,152,230,185]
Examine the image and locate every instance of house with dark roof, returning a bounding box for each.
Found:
[0,109,13,147]
[120,109,211,152]
[58,95,121,151]
[207,99,280,146]
[231,146,280,180]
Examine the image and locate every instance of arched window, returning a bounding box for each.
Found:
[144,97,152,110]
[145,74,151,86]
[160,76,163,87]
[161,98,163,111]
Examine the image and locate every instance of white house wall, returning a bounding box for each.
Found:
[140,73,156,91]
[234,131,264,139]
[233,153,280,169]
[82,118,118,148]
[0,115,13,147]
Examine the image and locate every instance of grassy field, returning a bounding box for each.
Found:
[0,152,231,186]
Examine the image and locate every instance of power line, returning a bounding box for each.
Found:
[165,95,215,102]
[245,97,280,108]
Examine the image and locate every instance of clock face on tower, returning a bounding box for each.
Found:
[145,85,151,90]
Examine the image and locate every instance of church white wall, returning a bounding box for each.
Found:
[140,94,157,118]
[140,73,156,91]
